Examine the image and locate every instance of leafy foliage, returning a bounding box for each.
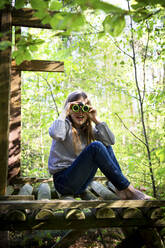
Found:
[0,0,164,197]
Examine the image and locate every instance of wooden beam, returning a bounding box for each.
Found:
[10,176,106,185]
[12,8,53,29]
[0,213,163,231]
[0,200,165,211]
[8,27,21,182]
[8,68,21,182]
[0,195,34,200]
[90,181,119,200]
[0,7,12,195]
[11,60,64,72]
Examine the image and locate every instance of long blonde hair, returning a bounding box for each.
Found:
[64,91,94,154]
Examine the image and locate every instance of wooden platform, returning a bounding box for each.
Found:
[0,178,165,231]
[0,178,165,247]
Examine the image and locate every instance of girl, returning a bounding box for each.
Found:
[48,90,151,200]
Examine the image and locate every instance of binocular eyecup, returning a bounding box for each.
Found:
[72,103,89,113]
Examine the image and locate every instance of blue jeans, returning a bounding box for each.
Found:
[53,141,130,195]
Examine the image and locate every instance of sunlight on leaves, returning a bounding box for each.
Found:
[103,14,126,36]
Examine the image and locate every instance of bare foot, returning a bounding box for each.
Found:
[116,185,152,200]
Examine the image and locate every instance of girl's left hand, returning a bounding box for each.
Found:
[88,106,100,124]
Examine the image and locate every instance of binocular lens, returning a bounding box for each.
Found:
[72,104,89,112]
[72,104,79,112]
[82,105,89,112]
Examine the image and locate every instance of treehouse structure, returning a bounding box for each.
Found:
[0,5,165,248]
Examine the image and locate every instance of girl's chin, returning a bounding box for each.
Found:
[74,119,85,126]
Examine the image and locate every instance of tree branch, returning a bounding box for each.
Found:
[114,113,147,147]
[142,21,150,103]
[40,75,60,117]
[127,0,156,197]
[108,35,133,60]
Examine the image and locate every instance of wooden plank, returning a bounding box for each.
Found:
[122,208,143,219]
[90,181,119,200]
[8,27,21,182]
[0,195,34,200]
[0,200,165,211]
[11,60,64,72]
[0,7,12,195]
[8,68,21,182]
[95,207,116,219]
[10,176,106,184]
[12,8,53,29]
[37,183,51,200]
[6,209,26,221]
[0,213,163,231]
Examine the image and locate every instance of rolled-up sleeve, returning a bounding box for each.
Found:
[94,122,115,146]
[49,119,70,141]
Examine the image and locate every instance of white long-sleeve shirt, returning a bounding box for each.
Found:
[48,119,115,175]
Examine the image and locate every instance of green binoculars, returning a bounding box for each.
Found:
[72,103,89,113]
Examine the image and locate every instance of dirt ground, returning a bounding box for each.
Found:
[69,228,123,248]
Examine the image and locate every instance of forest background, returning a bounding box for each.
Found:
[1,0,165,199]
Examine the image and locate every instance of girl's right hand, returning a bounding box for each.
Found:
[64,101,78,116]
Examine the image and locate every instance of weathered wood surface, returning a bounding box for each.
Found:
[0,195,34,201]
[10,176,106,185]
[90,181,119,200]
[95,207,116,219]
[35,209,54,220]
[8,69,21,182]
[147,207,165,219]
[0,199,164,211]
[11,60,64,72]
[8,24,21,182]
[7,209,26,221]
[0,7,12,196]
[12,8,53,29]
[122,207,143,219]
[0,212,164,231]
[37,183,51,200]
[65,208,86,220]
[18,183,33,195]
[80,188,97,200]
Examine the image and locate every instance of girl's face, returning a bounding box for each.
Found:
[70,97,88,128]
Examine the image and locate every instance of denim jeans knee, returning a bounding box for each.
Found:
[89,141,106,153]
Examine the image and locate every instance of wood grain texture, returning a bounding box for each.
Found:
[11,60,64,72]
[12,8,53,29]
[0,7,12,195]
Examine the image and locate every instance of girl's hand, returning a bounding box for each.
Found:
[88,106,100,125]
[58,102,76,120]
[64,101,79,116]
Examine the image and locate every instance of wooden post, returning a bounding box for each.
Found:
[8,26,21,182]
[0,9,12,245]
[0,6,12,196]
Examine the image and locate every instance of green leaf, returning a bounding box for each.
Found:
[15,0,25,9]
[50,12,85,32]
[103,14,126,37]
[131,3,146,10]
[156,148,165,162]
[0,0,8,9]
[135,0,165,7]
[76,0,126,14]
[49,0,63,11]
[0,40,11,50]
[120,61,125,65]
[31,0,48,10]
